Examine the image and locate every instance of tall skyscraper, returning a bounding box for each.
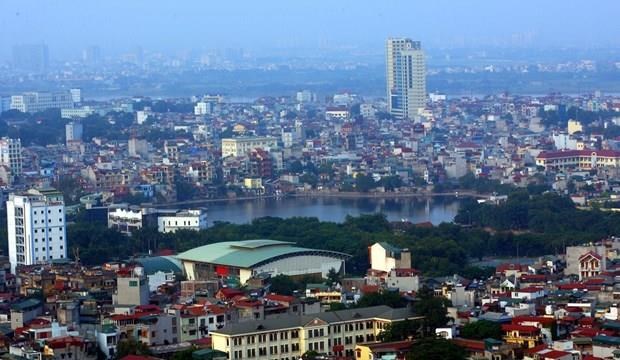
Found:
[12,44,49,73]
[7,188,68,273]
[386,38,426,120]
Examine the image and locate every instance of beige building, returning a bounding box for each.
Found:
[567,119,583,135]
[221,137,278,158]
[368,242,412,273]
[211,305,418,359]
[536,150,620,171]
[386,38,426,120]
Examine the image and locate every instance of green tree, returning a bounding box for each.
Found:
[355,173,376,192]
[116,338,152,358]
[171,346,196,360]
[378,319,422,342]
[414,287,451,335]
[325,268,340,286]
[407,337,466,360]
[460,320,502,340]
[269,275,300,295]
[357,291,406,308]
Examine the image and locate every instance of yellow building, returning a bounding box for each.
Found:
[567,119,583,135]
[211,305,419,359]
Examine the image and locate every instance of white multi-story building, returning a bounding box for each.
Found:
[69,88,82,104]
[10,91,74,113]
[0,137,22,177]
[221,137,278,158]
[65,122,83,144]
[386,38,426,119]
[61,106,97,119]
[157,209,207,233]
[7,188,67,273]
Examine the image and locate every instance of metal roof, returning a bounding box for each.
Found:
[211,305,417,336]
[135,256,183,275]
[176,239,350,268]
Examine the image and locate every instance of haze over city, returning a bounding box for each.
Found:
[1,0,619,59]
[2,2,620,360]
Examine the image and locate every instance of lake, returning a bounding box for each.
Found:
[194,196,463,226]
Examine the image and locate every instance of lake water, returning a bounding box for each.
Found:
[196,196,462,226]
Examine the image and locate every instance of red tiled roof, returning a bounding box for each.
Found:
[513,316,555,326]
[452,338,485,352]
[524,343,548,355]
[516,286,544,293]
[46,336,85,349]
[502,324,540,334]
[265,294,295,303]
[540,350,572,359]
[537,149,620,159]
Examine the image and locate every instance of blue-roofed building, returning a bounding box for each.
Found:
[176,239,350,284]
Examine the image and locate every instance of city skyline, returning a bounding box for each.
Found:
[1,1,620,61]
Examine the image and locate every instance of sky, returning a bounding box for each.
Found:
[1,0,619,60]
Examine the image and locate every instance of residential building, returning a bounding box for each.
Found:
[157,209,208,233]
[386,38,426,119]
[7,188,67,273]
[0,137,22,178]
[113,267,150,306]
[221,137,278,158]
[368,243,412,273]
[65,121,83,144]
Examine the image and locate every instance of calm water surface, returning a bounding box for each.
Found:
[190,196,463,226]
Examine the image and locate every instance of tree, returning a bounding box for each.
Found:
[171,346,196,360]
[325,268,340,286]
[357,291,406,308]
[407,337,466,360]
[116,338,152,358]
[269,275,299,295]
[302,351,320,360]
[414,287,451,335]
[378,319,422,342]
[460,320,502,340]
[355,173,376,192]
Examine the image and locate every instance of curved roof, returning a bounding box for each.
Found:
[135,256,183,275]
[176,239,350,268]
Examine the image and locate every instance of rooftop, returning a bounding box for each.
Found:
[211,305,417,336]
[176,239,350,268]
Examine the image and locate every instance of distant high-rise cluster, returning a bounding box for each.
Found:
[12,44,49,73]
[386,38,426,120]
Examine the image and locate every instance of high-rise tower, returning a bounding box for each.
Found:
[386,38,426,119]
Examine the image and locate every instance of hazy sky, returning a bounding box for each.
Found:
[1,0,619,59]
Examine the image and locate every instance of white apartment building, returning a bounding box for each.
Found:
[10,91,74,113]
[0,137,22,177]
[69,88,82,104]
[386,38,426,119]
[7,188,67,273]
[157,209,207,233]
[65,122,83,144]
[221,137,278,158]
[61,106,97,119]
[108,205,147,236]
